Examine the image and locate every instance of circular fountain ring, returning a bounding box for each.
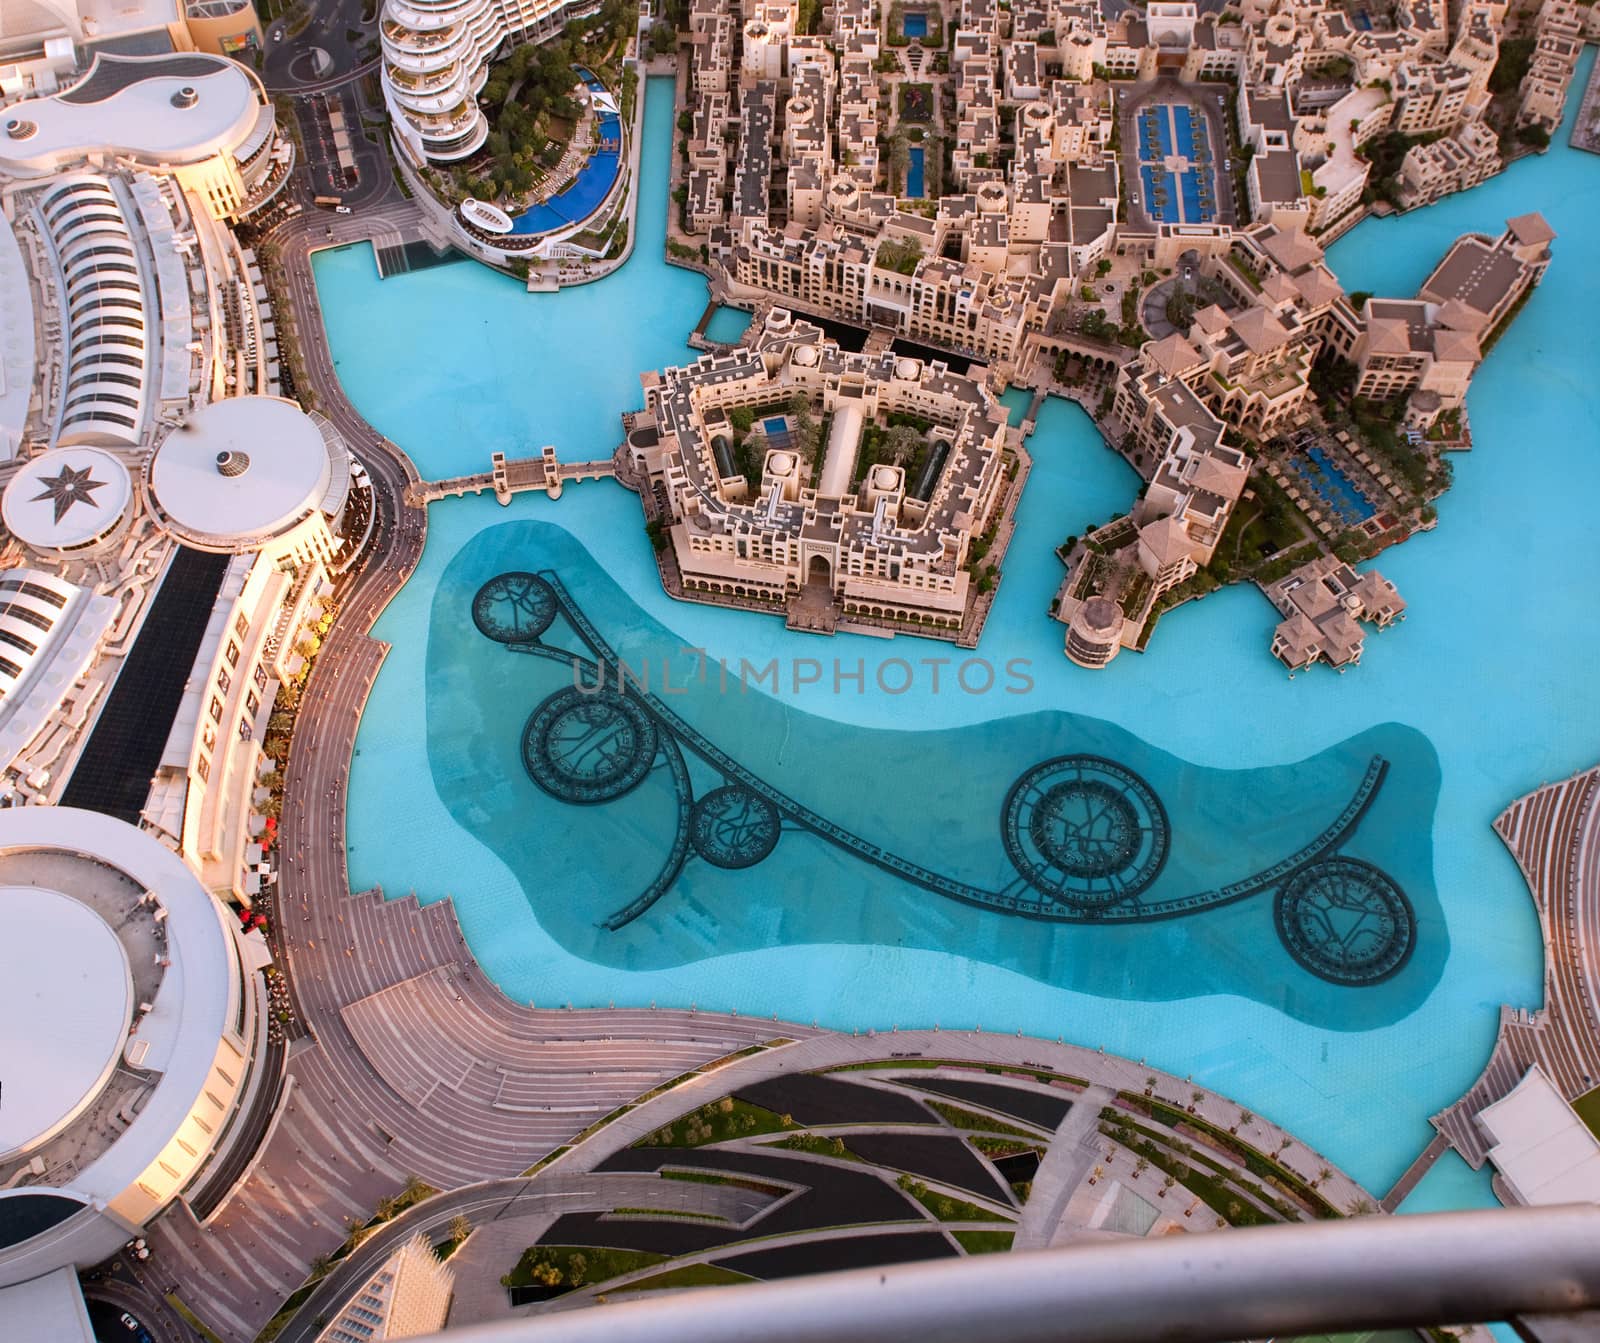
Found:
[523,686,658,805]
[1001,755,1169,910]
[1273,857,1415,986]
[690,786,781,869]
[473,572,558,643]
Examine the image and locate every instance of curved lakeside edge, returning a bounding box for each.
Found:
[281,59,1600,1248]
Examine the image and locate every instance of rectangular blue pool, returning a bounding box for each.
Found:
[1137,104,1217,223]
[1296,446,1376,524]
[1140,165,1179,222]
[764,417,788,435]
[903,12,928,36]
[906,145,926,198]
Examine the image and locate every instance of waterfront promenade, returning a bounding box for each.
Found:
[1433,764,1600,1167]
[147,208,804,1342]
[255,1031,1385,1342]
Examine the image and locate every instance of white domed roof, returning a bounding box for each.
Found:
[1,446,131,552]
[793,345,819,366]
[770,451,797,473]
[0,886,132,1162]
[872,465,900,490]
[896,357,920,379]
[150,396,332,549]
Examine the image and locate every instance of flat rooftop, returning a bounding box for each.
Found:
[0,887,134,1163]
[0,52,263,175]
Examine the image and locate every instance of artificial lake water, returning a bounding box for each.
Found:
[312,66,1600,1198]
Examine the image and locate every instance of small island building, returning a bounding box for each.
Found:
[625,308,1010,636]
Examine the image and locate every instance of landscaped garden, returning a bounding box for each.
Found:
[430,0,634,205]
[899,82,935,123]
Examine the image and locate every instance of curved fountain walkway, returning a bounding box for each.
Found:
[1432,763,1600,1167]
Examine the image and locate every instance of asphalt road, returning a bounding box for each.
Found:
[263,0,374,92]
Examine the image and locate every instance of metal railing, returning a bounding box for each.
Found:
[404,1205,1600,1343]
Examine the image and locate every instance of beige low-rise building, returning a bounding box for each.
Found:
[1267,553,1406,671]
[1059,361,1249,667]
[1399,120,1501,208]
[626,309,1009,633]
[1416,213,1554,341]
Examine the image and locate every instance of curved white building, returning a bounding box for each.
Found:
[0,201,37,461]
[380,0,601,164]
[0,807,270,1289]
[145,395,351,564]
[34,175,154,447]
[0,52,290,221]
[0,566,118,786]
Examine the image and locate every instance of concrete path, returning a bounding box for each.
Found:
[1015,1084,1113,1250]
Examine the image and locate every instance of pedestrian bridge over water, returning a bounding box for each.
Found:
[406,446,614,506]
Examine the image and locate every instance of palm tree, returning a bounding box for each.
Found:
[1315,1166,1332,1188]
[1144,1075,1156,1096]
[375,1195,400,1220]
[402,1174,431,1203]
[1235,1109,1252,1134]
[1159,1175,1175,1198]
[1189,1088,1204,1112]
[1133,1157,1148,1178]
[1089,1165,1103,1186]
[449,1214,472,1244]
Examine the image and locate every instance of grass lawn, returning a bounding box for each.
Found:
[660,1169,792,1197]
[1572,1085,1600,1140]
[504,1244,666,1292]
[616,1262,756,1292]
[768,1132,862,1160]
[924,1099,1041,1139]
[900,1178,1011,1224]
[168,1297,225,1343]
[969,1135,1044,1159]
[953,1230,1015,1254]
[637,1097,795,1148]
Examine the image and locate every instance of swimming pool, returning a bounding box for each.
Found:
[1136,104,1216,223]
[902,11,928,36]
[314,58,1600,1195]
[1293,446,1376,524]
[507,68,623,236]
[907,145,926,198]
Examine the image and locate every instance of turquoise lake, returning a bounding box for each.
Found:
[313,66,1600,1196]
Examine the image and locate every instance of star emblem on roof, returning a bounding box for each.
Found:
[31,463,107,525]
